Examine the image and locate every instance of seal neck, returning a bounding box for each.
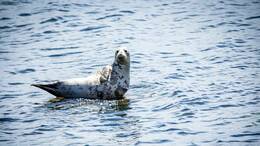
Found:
[111,62,130,88]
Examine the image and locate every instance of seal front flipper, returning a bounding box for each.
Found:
[99,65,112,84]
[114,86,128,99]
[31,82,62,97]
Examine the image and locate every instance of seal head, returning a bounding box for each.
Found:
[115,47,130,66]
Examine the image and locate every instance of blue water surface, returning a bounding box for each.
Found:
[0,0,260,145]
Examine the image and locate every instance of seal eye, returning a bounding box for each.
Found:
[115,50,119,55]
[124,50,128,53]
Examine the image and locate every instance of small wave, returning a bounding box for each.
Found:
[200,47,216,52]
[8,82,24,85]
[22,119,38,123]
[72,3,91,7]
[116,132,138,138]
[80,26,109,32]
[165,73,185,80]
[237,23,251,27]
[96,14,123,20]
[0,117,19,123]
[134,19,146,21]
[159,51,173,55]
[85,11,99,14]
[172,90,183,96]
[41,46,78,51]
[105,8,118,12]
[115,41,129,44]
[0,17,10,20]
[43,30,59,34]
[177,131,205,135]
[152,103,175,112]
[15,23,33,28]
[119,10,135,14]
[234,39,246,44]
[18,68,35,74]
[36,128,56,132]
[218,139,259,143]
[131,60,140,64]
[171,11,187,14]
[229,3,248,7]
[0,1,17,6]
[230,65,248,70]
[130,83,151,89]
[245,15,260,20]
[181,96,208,105]
[0,26,11,30]
[231,132,260,137]
[58,9,69,12]
[40,17,63,24]
[177,112,195,118]
[211,104,239,109]
[19,13,31,17]
[0,51,14,54]
[180,53,191,57]
[135,139,171,145]
[47,51,82,58]
[22,131,43,136]
[210,121,231,126]
[149,69,160,73]
[165,128,181,132]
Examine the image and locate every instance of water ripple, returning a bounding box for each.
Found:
[18,68,35,74]
[245,15,260,20]
[80,25,110,32]
[96,14,123,20]
[47,51,82,58]
[19,13,31,17]
[120,10,135,14]
[0,117,19,123]
[40,17,63,24]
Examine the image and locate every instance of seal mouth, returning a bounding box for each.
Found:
[118,55,125,61]
[117,54,127,65]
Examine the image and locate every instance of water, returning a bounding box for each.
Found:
[0,0,260,145]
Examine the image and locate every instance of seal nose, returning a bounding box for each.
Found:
[118,54,125,60]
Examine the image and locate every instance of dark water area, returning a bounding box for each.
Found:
[0,0,260,145]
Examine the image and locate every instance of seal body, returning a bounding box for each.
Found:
[32,47,130,100]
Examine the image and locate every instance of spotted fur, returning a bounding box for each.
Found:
[32,47,130,100]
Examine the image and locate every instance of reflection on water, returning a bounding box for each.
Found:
[0,0,260,145]
[46,97,130,111]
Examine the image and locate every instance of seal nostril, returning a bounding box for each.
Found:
[118,54,124,60]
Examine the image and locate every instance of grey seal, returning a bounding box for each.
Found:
[32,47,130,100]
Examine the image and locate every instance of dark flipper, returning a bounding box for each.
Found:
[31,82,62,97]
